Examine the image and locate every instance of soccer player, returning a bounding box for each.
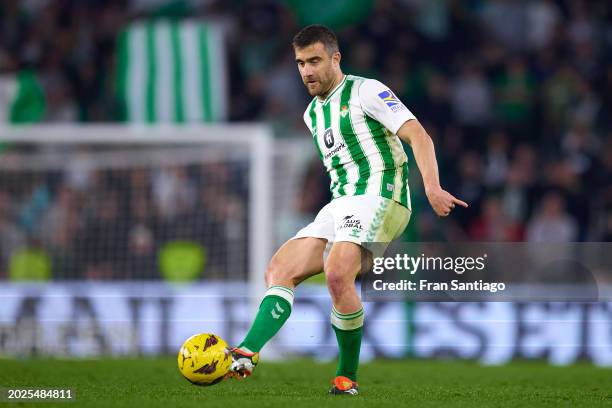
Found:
[227,24,467,395]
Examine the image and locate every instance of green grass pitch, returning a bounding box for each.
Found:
[1,358,610,407]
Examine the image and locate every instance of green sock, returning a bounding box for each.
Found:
[238,285,294,353]
[331,306,364,382]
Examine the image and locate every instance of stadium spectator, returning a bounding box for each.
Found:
[469,195,523,241]
[0,190,26,278]
[526,192,578,242]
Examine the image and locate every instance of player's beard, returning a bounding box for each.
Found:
[306,73,334,98]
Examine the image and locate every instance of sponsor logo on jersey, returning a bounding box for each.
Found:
[324,128,335,148]
[377,90,406,112]
[339,215,363,233]
[324,142,346,159]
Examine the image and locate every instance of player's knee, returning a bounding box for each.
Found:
[264,260,281,286]
[325,266,353,300]
[265,257,296,287]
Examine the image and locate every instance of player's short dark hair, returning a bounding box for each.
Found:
[292,24,339,55]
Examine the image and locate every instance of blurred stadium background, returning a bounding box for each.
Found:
[0,0,611,366]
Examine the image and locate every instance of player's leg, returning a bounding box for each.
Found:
[325,241,366,390]
[264,236,327,288]
[325,195,411,393]
[238,237,326,352]
[230,201,334,378]
[229,237,326,377]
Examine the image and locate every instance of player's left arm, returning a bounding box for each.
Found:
[396,120,467,217]
[359,79,466,216]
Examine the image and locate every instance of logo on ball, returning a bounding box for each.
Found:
[177,333,231,386]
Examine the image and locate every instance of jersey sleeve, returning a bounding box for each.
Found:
[359,79,416,134]
[303,106,314,135]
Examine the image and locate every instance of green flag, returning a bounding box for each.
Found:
[116,20,227,123]
[0,70,46,124]
[284,0,373,30]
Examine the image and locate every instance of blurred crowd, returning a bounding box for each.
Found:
[1,0,612,279]
[0,159,249,279]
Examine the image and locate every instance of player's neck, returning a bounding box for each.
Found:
[318,72,345,101]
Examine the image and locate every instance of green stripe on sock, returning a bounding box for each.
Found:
[334,312,363,320]
[332,307,364,319]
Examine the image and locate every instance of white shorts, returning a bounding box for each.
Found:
[292,195,411,250]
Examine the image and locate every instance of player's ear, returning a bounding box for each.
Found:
[332,51,341,67]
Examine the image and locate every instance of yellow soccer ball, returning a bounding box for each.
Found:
[177,333,232,386]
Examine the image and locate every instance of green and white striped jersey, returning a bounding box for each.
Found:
[303,74,415,209]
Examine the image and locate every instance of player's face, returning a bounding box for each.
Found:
[295,42,340,97]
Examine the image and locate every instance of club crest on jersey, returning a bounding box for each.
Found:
[340,105,349,118]
[324,128,334,148]
[378,90,405,112]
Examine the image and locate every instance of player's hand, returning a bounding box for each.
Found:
[426,186,468,217]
